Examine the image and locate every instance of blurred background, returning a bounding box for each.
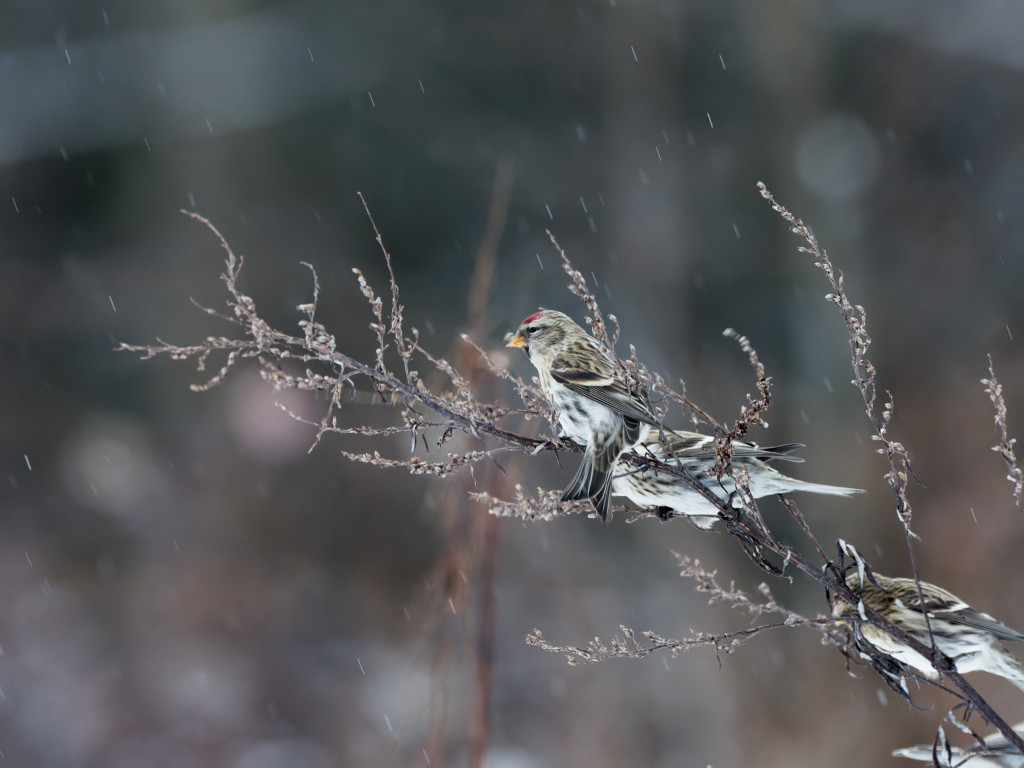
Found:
[4,1,1024,766]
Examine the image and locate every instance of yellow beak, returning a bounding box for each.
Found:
[506,332,527,349]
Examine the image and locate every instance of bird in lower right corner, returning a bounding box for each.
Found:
[893,721,1024,766]
[831,566,1024,692]
[612,429,863,528]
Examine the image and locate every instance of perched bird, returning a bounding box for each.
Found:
[613,429,863,528]
[893,722,1024,767]
[506,309,657,521]
[831,566,1024,691]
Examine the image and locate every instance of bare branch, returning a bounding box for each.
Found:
[470,487,592,522]
[527,552,846,666]
[982,355,1023,508]
[547,230,612,349]
[758,181,917,536]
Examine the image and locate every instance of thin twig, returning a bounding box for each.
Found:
[982,355,1023,508]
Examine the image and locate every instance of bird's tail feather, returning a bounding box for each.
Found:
[781,478,864,498]
[561,442,619,522]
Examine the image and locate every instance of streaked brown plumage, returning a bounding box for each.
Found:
[507,309,656,521]
[832,564,1024,690]
[614,429,862,528]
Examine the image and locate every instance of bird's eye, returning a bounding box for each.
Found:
[525,326,536,336]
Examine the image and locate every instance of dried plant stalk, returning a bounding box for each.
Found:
[982,355,1023,508]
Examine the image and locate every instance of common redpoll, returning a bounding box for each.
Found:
[506,309,657,521]
[893,722,1024,766]
[613,430,863,528]
[831,550,1024,691]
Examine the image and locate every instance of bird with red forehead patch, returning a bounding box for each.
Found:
[506,309,657,521]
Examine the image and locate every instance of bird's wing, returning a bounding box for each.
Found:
[893,581,964,613]
[657,431,805,463]
[550,365,658,425]
[755,443,806,463]
[656,431,711,454]
[894,581,1024,643]
[945,607,1024,643]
